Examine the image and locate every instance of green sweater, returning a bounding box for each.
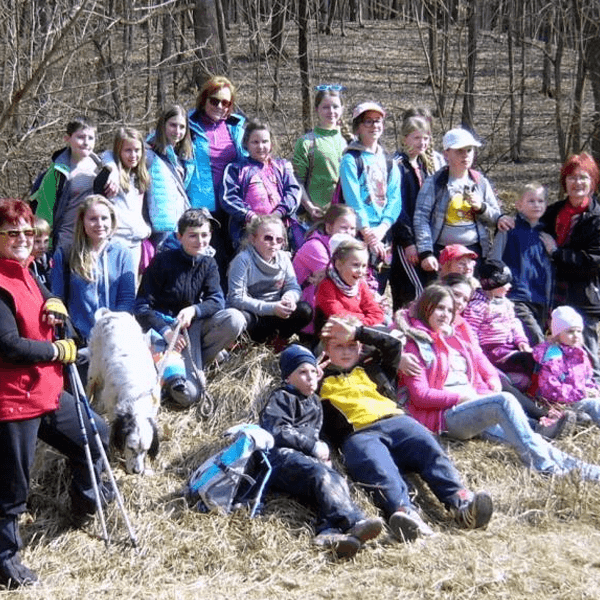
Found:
[292,127,347,209]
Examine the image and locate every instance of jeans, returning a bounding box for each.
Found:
[444,392,600,479]
[268,447,364,534]
[341,415,464,517]
[572,398,600,426]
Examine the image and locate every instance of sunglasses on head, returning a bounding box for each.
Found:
[208,97,232,109]
[0,229,36,238]
[315,84,345,92]
[262,234,285,244]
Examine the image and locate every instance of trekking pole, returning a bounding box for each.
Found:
[64,363,110,548]
[69,364,139,548]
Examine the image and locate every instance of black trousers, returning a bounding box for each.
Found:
[0,391,109,560]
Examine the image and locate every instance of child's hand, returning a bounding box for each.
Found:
[421,256,439,272]
[103,166,120,198]
[466,191,483,212]
[321,316,356,342]
[399,353,422,377]
[164,329,187,352]
[497,215,515,231]
[518,342,532,353]
[316,352,330,380]
[307,268,327,287]
[281,292,297,312]
[274,301,294,318]
[176,306,196,329]
[313,440,330,463]
[404,244,419,265]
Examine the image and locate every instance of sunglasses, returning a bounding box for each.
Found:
[0,229,36,238]
[262,234,285,245]
[315,84,345,92]
[208,97,232,109]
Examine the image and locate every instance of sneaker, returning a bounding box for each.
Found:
[164,377,195,408]
[388,507,434,542]
[313,529,361,559]
[0,555,38,589]
[452,490,493,530]
[535,410,576,439]
[346,517,384,545]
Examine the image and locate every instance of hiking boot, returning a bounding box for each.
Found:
[346,517,384,545]
[163,377,195,408]
[388,507,434,542]
[313,529,361,559]
[535,410,576,439]
[452,490,493,529]
[0,555,38,589]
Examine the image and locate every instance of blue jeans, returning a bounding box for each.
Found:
[573,398,600,425]
[268,448,364,534]
[444,392,600,479]
[341,415,465,517]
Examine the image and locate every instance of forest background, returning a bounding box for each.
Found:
[5,1,600,599]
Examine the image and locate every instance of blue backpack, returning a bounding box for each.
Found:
[185,424,274,517]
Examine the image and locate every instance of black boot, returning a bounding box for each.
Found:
[0,554,38,589]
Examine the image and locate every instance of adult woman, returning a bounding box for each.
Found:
[186,76,246,280]
[539,153,600,378]
[401,284,600,479]
[0,199,109,588]
[51,195,136,344]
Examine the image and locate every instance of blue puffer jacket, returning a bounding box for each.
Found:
[146,141,195,233]
[186,109,246,212]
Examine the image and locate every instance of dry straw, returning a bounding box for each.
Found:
[19,343,600,599]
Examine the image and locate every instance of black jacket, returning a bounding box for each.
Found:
[541,195,600,316]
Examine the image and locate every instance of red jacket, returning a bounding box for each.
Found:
[315,277,384,328]
[0,259,63,421]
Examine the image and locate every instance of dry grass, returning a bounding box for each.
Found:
[16,343,600,600]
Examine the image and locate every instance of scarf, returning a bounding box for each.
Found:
[327,263,359,297]
[555,197,590,246]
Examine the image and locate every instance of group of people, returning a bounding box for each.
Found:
[3,72,600,584]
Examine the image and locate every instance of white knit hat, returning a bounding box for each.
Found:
[442,128,482,150]
[551,306,583,337]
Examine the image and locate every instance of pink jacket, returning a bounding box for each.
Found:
[532,341,599,404]
[402,319,501,433]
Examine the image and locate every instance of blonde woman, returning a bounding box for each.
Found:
[50,195,136,342]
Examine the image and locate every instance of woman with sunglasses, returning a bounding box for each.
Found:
[187,76,247,285]
[0,198,110,588]
[227,214,312,346]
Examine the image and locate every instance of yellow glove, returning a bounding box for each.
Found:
[53,339,77,364]
[43,297,69,324]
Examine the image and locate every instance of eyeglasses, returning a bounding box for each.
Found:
[362,118,384,127]
[0,229,36,238]
[315,84,345,92]
[262,234,285,245]
[208,97,232,109]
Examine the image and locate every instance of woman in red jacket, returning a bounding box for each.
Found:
[0,199,109,589]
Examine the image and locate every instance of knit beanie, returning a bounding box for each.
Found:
[478,259,513,291]
[551,306,583,337]
[280,344,317,380]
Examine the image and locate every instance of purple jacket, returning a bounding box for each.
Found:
[532,341,599,404]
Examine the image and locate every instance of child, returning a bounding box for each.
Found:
[30,217,52,286]
[314,237,384,333]
[136,208,246,407]
[227,215,312,346]
[259,344,383,558]
[102,127,152,271]
[50,195,136,343]
[490,183,552,345]
[533,306,600,425]
[293,85,348,222]
[339,102,402,292]
[391,108,445,309]
[319,315,493,541]
[222,121,302,250]
[413,127,507,274]
[146,105,195,247]
[31,116,113,251]
[402,285,600,480]
[439,244,478,278]
[292,205,357,335]
[462,259,535,391]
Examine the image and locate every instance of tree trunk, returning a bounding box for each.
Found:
[568,0,585,154]
[584,6,600,164]
[507,3,517,160]
[461,0,477,132]
[270,0,287,54]
[193,0,226,88]
[297,0,311,131]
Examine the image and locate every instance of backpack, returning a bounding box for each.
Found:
[331,148,394,205]
[185,424,274,517]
